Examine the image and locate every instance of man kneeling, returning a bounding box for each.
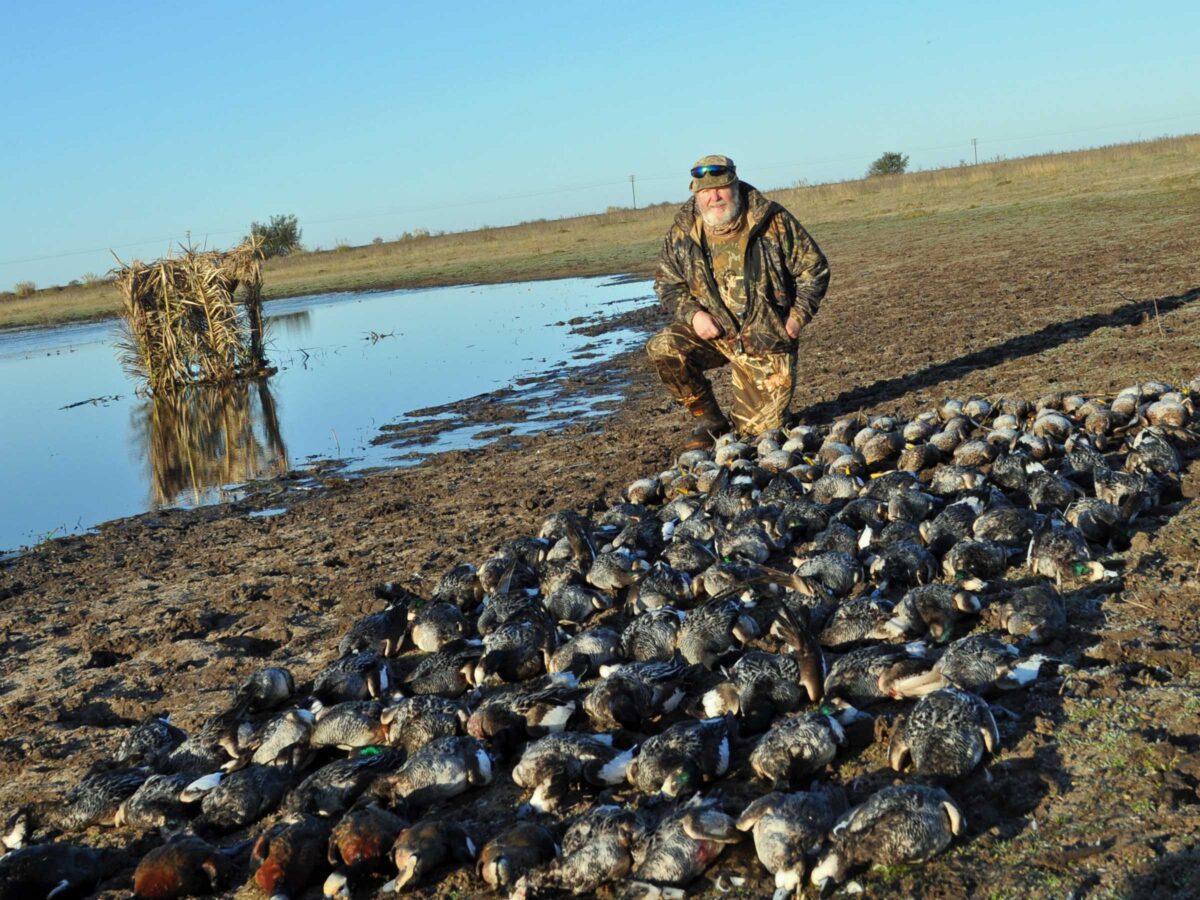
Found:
[649,155,830,450]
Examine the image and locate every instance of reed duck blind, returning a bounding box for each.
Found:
[115,239,270,390]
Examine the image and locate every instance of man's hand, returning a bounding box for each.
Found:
[786,315,802,340]
[691,310,724,340]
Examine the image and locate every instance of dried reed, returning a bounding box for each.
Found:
[114,238,268,390]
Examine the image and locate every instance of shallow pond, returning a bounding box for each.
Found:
[0,277,654,552]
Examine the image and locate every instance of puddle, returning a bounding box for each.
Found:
[0,277,655,551]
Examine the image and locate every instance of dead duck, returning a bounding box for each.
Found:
[750,709,863,789]
[26,764,150,836]
[161,713,236,777]
[942,537,1010,583]
[478,822,559,891]
[736,785,848,900]
[884,584,982,642]
[988,580,1067,644]
[587,548,651,594]
[477,590,548,636]
[513,805,645,897]
[186,763,291,832]
[715,523,775,564]
[823,644,930,706]
[401,643,482,698]
[1027,469,1081,513]
[115,714,187,769]
[1093,465,1158,519]
[662,536,719,575]
[868,540,939,591]
[888,687,1000,779]
[886,489,940,525]
[467,673,580,750]
[544,583,612,625]
[314,651,392,703]
[583,658,689,729]
[547,625,621,677]
[817,596,897,649]
[629,717,733,798]
[480,544,543,593]
[381,695,467,753]
[339,600,408,657]
[620,607,686,662]
[888,634,1036,698]
[252,815,333,898]
[284,749,404,818]
[382,735,493,809]
[628,563,696,612]
[630,796,742,890]
[431,563,484,608]
[793,551,863,598]
[699,650,814,726]
[132,835,238,899]
[1,843,117,900]
[409,600,468,652]
[868,519,923,550]
[810,784,965,889]
[898,441,941,472]
[611,515,668,558]
[989,451,1039,493]
[309,700,386,751]
[235,707,316,769]
[114,773,193,830]
[231,666,296,715]
[676,596,760,667]
[1027,518,1115,585]
[802,521,858,557]
[1065,497,1125,545]
[384,818,476,892]
[476,615,557,685]
[919,498,982,556]
[809,471,861,505]
[324,801,411,898]
[928,464,987,497]
[514,732,634,813]
[972,505,1039,547]
[1127,426,1182,476]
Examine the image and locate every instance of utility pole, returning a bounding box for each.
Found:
[972,138,978,165]
[629,175,637,210]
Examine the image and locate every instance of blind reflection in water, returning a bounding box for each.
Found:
[136,379,289,507]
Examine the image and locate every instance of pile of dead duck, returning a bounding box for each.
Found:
[2,379,1197,899]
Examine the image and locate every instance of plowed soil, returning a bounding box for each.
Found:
[2,187,1200,899]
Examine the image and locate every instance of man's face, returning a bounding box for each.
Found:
[696,185,741,228]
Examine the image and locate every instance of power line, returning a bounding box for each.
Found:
[5,112,1199,271]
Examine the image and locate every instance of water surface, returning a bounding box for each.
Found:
[0,277,653,551]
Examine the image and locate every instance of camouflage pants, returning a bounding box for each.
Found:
[646,322,796,436]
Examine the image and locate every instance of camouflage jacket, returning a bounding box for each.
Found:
[654,183,829,354]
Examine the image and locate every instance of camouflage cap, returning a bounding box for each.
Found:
[689,154,738,193]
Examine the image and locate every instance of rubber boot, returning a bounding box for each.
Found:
[681,403,731,451]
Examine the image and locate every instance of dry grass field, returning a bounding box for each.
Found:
[3,134,1198,329]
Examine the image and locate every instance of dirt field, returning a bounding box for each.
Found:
[2,170,1200,898]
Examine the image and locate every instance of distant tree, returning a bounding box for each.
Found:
[247,214,303,258]
[867,152,909,177]
[13,280,37,297]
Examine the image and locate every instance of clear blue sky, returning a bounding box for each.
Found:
[3,0,1199,289]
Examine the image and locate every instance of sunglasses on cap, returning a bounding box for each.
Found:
[690,164,732,178]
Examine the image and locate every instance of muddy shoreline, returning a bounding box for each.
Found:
[3,211,1200,897]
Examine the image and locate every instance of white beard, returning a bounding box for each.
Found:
[699,192,744,230]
